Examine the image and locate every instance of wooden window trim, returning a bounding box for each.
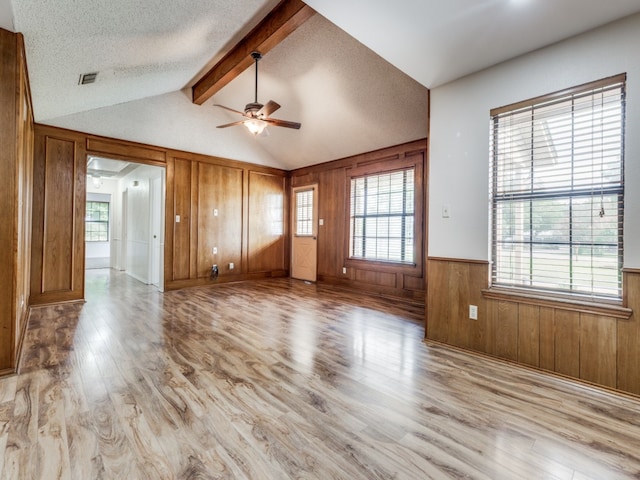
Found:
[344,155,424,272]
[482,287,632,319]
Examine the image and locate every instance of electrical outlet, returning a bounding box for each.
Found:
[229,262,234,270]
[442,204,450,218]
[213,247,217,254]
[469,305,478,320]
[213,209,218,217]
[342,267,347,274]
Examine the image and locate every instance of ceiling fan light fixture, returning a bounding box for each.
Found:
[244,118,267,135]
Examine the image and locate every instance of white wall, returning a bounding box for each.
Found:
[429,13,640,268]
[119,165,164,284]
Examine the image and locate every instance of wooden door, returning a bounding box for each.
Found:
[291,185,318,282]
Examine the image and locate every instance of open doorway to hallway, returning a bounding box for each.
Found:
[86,156,166,291]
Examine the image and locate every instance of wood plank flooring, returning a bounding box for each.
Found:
[1,269,640,479]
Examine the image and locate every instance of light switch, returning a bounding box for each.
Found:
[213,247,218,254]
[319,219,324,226]
[175,215,181,223]
[213,209,218,217]
[442,204,450,218]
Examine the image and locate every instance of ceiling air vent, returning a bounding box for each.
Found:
[78,72,98,85]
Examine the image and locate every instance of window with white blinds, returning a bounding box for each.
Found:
[490,74,626,299]
[349,168,415,263]
[295,189,314,236]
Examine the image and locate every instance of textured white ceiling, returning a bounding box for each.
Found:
[7,0,640,170]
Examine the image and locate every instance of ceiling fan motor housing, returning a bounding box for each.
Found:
[245,102,264,117]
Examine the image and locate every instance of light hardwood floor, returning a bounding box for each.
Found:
[1,269,640,479]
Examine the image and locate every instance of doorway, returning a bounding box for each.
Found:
[291,184,318,282]
[85,156,165,291]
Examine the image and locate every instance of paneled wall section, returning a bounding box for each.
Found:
[426,258,640,396]
[165,152,288,290]
[290,140,427,300]
[0,29,34,373]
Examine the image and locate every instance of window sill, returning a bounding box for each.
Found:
[481,287,632,319]
[345,257,420,275]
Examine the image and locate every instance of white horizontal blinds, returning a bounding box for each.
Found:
[350,168,415,263]
[490,75,625,298]
[295,189,314,236]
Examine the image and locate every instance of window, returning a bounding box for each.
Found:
[490,74,625,298]
[349,168,415,264]
[85,201,109,242]
[295,189,314,236]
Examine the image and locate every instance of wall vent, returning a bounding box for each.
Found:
[78,72,98,85]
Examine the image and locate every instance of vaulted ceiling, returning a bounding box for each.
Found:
[4,0,640,170]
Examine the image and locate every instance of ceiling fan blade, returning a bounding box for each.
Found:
[213,104,246,116]
[257,100,281,118]
[264,118,301,129]
[216,121,246,128]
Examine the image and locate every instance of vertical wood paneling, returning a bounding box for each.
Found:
[197,163,243,278]
[495,301,518,361]
[580,314,616,388]
[448,262,470,349]
[427,259,638,396]
[426,260,449,343]
[468,263,488,353]
[30,126,86,306]
[42,137,75,292]
[0,29,34,374]
[618,271,640,394]
[317,168,345,279]
[248,171,286,272]
[553,310,580,378]
[539,307,555,371]
[172,158,191,280]
[0,30,19,371]
[518,304,540,367]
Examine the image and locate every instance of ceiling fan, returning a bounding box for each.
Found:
[215,51,301,136]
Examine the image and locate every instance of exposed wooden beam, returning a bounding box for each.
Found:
[192,0,315,105]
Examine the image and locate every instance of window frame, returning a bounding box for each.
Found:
[85,200,110,242]
[344,156,423,274]
[489,73,626,300]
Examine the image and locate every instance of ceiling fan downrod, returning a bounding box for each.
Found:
[251,51,262,104]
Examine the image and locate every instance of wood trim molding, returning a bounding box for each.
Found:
[87,137,166,163]
[482,287,632,319]
[291,139,427,176]
[428,257,490,265]
[623,268,640,274]
[192,0,316,105]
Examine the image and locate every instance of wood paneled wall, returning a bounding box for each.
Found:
[30,124,289,302]
[290,140,427,301]
[165,152,288,290]
[31,126,87,305]
[426,258,640,396]
[0,29,34,373]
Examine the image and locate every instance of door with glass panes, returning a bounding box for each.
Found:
[291,185,318,281]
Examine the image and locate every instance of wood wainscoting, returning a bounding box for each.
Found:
[290,140,427,301]
[30,125,289,305]
[426,257,640,396]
